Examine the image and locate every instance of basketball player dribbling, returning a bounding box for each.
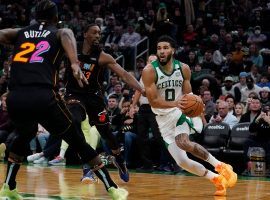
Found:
[142,35,237,196]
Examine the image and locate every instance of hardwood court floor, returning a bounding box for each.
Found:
[1,163,270,199]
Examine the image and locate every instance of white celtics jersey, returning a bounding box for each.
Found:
[151,59,184,115]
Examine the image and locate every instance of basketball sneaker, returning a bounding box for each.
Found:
[211,175,228,196]
[0,183,23,200]
[111,157,129,182]
[27,153,43,162]
[33,156,48,164]
[215,162,237,188]
[80,169,97,184]
[48,156,66,166]
[108,187,128,200]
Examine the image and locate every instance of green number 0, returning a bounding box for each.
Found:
[165,89,175,101]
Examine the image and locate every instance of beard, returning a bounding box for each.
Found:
[158,54,172,66]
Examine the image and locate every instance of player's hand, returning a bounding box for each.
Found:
[71,63,89,87]
[140,88,146,97]
[177,94,188,110]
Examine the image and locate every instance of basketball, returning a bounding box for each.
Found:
[180,94,204,118]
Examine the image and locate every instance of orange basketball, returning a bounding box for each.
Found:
[180,94,204,117]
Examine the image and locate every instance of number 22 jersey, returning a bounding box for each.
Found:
[9,23,64,90]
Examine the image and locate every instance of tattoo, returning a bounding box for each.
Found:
[192,143,209,160]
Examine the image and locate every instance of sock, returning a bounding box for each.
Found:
[5,161,21,190]
[93,166,117,191]
[59,148,66,159]
[206,154,221,168]
[204,169,218,180]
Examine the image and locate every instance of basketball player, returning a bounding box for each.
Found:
[63,23,144,183]
[0,1,127,199]
[142,35,237,196]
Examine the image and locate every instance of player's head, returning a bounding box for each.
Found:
[156,35,176,66]
[84,24,101,48]
[35,0,58,23]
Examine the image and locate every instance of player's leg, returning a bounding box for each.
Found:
[0,123,37,200]
[175,125,237,188]
[42,95,128,198]
[168,141,227,196]
[87,94,129,183]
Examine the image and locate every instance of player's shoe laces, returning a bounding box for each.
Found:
[215,162,237,188]
[108,187,128,200]
[48,156,66,166]
[80,169,97,184]
[27,153,43,162]
[0,183,23,200]
[211,175,228,196]
[112,157,129,182]
[99,152,114,166]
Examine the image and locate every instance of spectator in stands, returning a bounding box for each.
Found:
[183,24,197,47]
[220,33,234,56]
[221,76,241,103]
[240,96,261,123]
[209,100,238,129]
[247,26,267,47]
[234,72,248,91]
[250,65,261,83]
[109,81,123,101]
[257,73,270,88]
[225,95,236,116]
[235,102,246,122]
[107,95,121,133]
[135,17,151,39]
[231,41,244,75]
[106,74,120,95]
[241,76,261,104]
[249,43,263,69]
[259,87,270,106]
[202,50,216,72]
[104,25,122,52]
[243,103,270,171]
[119,23,141,69]
[202,90,215,123]
[186,51,198,71]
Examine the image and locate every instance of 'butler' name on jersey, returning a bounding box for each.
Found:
[157,79,183,89]
[24,30,51,38]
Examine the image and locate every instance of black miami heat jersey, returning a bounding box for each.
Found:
[9,23,64,89]
[65,49,105,94]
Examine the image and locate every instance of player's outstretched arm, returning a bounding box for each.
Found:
[0,28,20,45]
[99,52,144,93]
[58,28,88,87]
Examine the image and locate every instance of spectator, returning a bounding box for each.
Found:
[107,95,121,133]
[209,100,238,129]
[247,26,267,47]
[243,103,270,172]
[221,76,241,103]
[240,96,261,123]
[104,25,122,52]
[249,43,263,69]
[257,73,270,88]
[250,65,261,83]
[235,102,246,122]
[241,76,262,104]
[106,74,120,95]
[225,95,236,116]
[259,87,270,106]
[202,90,216,123]
[234,71,248,91]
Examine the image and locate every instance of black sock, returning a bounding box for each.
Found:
[5,161,20,190]
[94,166,117,191]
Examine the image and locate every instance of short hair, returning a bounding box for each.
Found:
[84,23,100,33]
[157,35,176,49]
[35,0,58,21]
[108,94,118,101]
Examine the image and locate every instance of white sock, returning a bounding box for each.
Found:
[206,154,221,168]
[205,170,218,180]
[59,148,66,159]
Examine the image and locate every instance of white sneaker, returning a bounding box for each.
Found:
[27,153,43,162]
[33,156,48,164]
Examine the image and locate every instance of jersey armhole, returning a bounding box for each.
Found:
[151,62,158,84]
[174,59,185,80]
